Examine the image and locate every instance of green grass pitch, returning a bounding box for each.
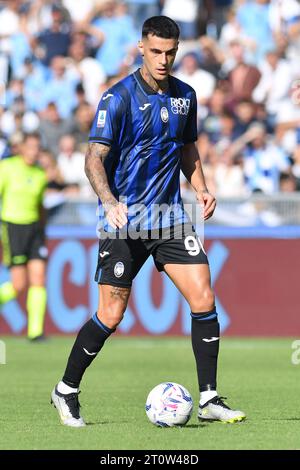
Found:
[0,336,299,450]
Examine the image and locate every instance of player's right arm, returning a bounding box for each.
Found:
[85,143,128,229]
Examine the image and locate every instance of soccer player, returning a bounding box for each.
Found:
[0,133,48,341]
[51,16,246,426]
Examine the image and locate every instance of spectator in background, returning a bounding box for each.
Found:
[275,82,300,155]
[85,0,138,77]
[228,123,290,194]
[162,0,200,40]
[41,55,78,118]
[213,140,248,197]
[252,50,294,119]
[34,3,71,66]
[225,39,261,110]
[210,0,234,38]
[291,139,300,190]
[125,0,160,30]
[0,0,20,60]
[72,101,95,150]
[234,100,257,137]
[39,147,66,193]
[39,102,74,157]
[66,38,106,108]
[57,134,92,197]
[198,35,224,78]
[175,51,216,106]
[268,0,300,75]
[279,172,297,192]
[62,0,95,24]
[236,0,274,63]
[219,6,242,50]
[23,57,49,112]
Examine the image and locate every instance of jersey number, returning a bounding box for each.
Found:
[184,236,203,256]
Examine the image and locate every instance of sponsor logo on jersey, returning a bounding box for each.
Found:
[114,261,124,278]
[160,106,169,122]
[139,103,151,111]
[97,110,107,127]
[170,97,190,115]
[102,93,113,101]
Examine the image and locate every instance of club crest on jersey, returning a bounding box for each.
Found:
[97,110,106,128]
[114,262,124,278]
[160,107,169,123]
[170,98,190,115]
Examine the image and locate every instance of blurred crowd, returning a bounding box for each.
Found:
[1,0,300,201]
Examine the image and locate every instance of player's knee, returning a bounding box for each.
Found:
[12,280,27,295]
[191,287,215,313]
[97,305,126,329]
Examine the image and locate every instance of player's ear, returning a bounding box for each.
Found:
[138,40,144,56]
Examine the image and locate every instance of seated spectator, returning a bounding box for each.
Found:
[125,0,160,31]
[213,140,248,197]
[225,40,261,110]
[175,52,216,106]
[86,0,138,77]
[228,123,290,193]
[72,101,95,150]
[34,3,71,66]
[236,0,274,63]
[252,50,294,117]
[57,134,93,197]
[41,55,78,118]
[162,0,199,40]
[234,100,257,137]
[39,102,74,157]
[66,38,106,108]
[279,172,297,193]
[198,35,224,79]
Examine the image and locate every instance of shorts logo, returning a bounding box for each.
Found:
[97,110,107,128]
[160,107,169,122]
[114,261,124,278]
[38,246,48,258]
[170,97,190,115]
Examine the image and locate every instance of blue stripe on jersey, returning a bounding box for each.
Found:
[89,69,197,231]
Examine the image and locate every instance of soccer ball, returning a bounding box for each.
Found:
[145,382,193,427]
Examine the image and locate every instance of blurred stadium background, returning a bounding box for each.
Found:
[1,0,300,338]
[1,0,300,452]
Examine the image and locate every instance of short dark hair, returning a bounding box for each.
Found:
[23,132,40,142]
[142,16,180,40]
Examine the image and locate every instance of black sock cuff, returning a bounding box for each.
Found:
[191,307,217,322]
[92,313,116,335]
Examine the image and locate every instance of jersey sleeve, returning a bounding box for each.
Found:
[183,91,198,144]
[89,92,125,146]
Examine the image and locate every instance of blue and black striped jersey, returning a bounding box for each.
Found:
[89,69,197,231]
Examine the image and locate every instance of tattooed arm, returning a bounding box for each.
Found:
[85,142,128,228]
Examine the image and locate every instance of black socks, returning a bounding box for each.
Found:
[62,314,115,388]
[191,308,220,392]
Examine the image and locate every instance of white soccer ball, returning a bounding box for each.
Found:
[145,382,193,427]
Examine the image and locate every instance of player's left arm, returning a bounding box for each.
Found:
[181,142,216,220]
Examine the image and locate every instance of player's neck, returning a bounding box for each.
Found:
[140,66,169,94]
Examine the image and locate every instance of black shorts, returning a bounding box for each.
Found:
[1,221,48,267]
[95,223,208,287]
